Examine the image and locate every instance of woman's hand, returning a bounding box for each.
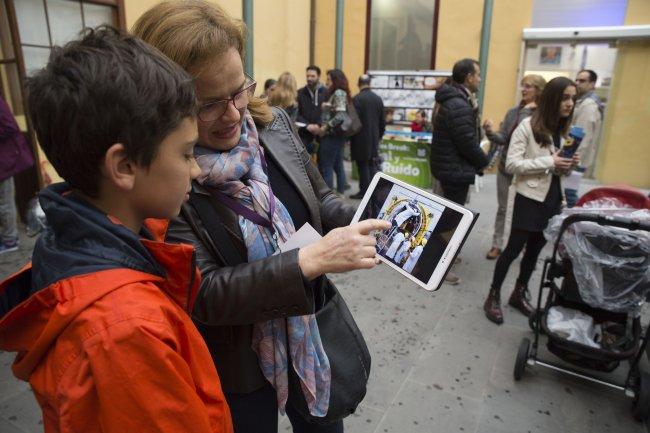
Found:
[482,119,494,135]
[571,152,581,167]
[298,219,392,280]
[306,123,320,135]
[552,150,573,172]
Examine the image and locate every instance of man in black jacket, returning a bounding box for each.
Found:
[350,74,385,199]
[296,65,328,155]
[430,58,489,205]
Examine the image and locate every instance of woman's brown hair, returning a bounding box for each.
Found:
[131,0,273,126]
[530,76,575,147]
[326,69,351,101]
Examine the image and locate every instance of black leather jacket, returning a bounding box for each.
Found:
[166,108,355,393]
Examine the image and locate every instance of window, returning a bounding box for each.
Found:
[367,0,438,71]
[14,0,121,75]
[0,0,124,210]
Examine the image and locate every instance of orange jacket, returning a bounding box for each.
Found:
[0,184,233,433]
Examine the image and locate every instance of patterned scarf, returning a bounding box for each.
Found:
[194,112,331,417]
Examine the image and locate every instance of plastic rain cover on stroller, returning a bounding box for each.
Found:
[545,200,650,317]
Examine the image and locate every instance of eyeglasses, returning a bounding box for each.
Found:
[575,78,588,83]
[198,75,257,122]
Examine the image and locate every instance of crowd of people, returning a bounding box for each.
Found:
[260,66,385,198]
[0,0,607,432]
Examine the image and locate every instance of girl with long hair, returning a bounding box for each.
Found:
[484,74,547,260]
[317,69,351,194]
[483,77,579,325]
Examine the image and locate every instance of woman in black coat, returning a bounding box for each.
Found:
[134,2,390,433]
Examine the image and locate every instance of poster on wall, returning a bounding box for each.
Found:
[367,70,450,110]
[379,137,432,189]
[540,46,562,64]
[367,70,449,188]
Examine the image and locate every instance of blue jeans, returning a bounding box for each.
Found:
[318,135,346,193]
[0,177,18,244]
[565,188,578,208]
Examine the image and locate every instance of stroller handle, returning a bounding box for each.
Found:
[560,213,650,233]
[550,213,650,263]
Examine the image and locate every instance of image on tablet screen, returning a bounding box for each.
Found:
[360,178,463,284]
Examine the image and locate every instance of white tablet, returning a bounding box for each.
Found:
[351,173,478,291]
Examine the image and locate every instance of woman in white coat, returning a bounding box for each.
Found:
[483,77,580,325]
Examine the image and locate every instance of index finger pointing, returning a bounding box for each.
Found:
[353,219,391,235]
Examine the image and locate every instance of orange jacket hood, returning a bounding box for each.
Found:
[0,183,199,381]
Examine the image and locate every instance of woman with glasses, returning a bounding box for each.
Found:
[483,77,580,325]
[133,2,389,433]
[483,74,546,261]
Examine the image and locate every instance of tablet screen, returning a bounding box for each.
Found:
[358,177,464,285]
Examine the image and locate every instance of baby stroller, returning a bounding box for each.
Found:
[514,186,650,421]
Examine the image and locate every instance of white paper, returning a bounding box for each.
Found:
[278,223,323,252]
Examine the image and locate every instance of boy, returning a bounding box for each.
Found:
[0,27,233,433]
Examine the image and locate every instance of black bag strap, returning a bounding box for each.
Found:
[187,190,246,267]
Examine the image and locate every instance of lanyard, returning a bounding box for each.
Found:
[307,85,319,107]
[210,150,277,238]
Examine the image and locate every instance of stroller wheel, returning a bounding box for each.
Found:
[514,338,531,381]
[528,309,546,334]
[632,372,650,421]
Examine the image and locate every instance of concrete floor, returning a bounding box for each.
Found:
[1,171,648,433]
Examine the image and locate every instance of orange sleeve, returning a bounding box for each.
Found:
[80,318,225,433]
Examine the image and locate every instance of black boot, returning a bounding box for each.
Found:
[508,281,534,317]
[483,287,504,325]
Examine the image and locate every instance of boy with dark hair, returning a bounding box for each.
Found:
[0,27,233,433]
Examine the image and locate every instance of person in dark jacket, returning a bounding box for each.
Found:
[297,65,328,154]
[134,3,390,433]
[0,95,34,254]
[430,58,489,206]
[350,74,385,199]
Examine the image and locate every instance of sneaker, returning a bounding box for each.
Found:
[349,192,365,200]
[0,241,19,255]
[444,271,461,285]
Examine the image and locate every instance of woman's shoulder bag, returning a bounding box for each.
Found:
[187,188,371,425]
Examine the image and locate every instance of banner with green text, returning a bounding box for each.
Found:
[379,137,432,189]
